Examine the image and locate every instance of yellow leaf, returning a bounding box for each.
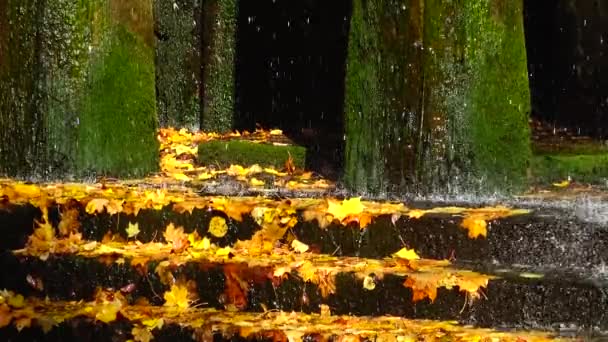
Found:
[460,216,487,239]
[249,177,265,187]
[208,216,228,238]
[215,246,231,256]
[270,129,283,135]
[198,172,215,180]
[363,276,376,291]
[86,198,110,214]
[326,197,364,222]
[407,209,426,219]
[142,318,164,329]
[291,239,310,253]
[163,285,190,309]
[95,299,122,323]
[393,247,420,260]
[126,222,140,238]
[7,294,24,308]
[553,178,571,188]
[173,173,191,182]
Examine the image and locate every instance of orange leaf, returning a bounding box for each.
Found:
[163,223,189,252]
[461,216,487,239]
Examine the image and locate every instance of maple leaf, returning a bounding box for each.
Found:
[57,207,80,237]
[163,223,189,252]
[403,275,439,303]
[86,198,110,214]
[208,216,228,238]
[163,284,190,309]
[94,298,123,323]
[126,222,140,239]
[460,216,487,239]
[326,197,365,223]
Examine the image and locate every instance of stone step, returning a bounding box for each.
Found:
[1,241,607,334]
[0,291,573,341]
[2,188,607,270]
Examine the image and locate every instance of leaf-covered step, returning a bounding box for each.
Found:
[291,204,608,269]
[0,201,261,250]
[0,291,572,342]
[2,242,607,332]
[3,184,608,270]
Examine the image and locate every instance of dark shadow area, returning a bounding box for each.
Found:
[234,0,351,179]
[524,0,608,138]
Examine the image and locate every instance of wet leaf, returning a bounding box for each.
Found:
[393,247,420,261]
[126,222,140,239]
[460,216,487,239]
[363,276,376,290]
[163,285,190,309]
[208,216,228,238]
[291,239,310,253]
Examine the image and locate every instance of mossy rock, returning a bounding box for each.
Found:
[531,153,608,184]
[198,140,306,169]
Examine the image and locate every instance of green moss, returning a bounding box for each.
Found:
[531,153,608,184]
[154,0,201,129]
[201,0,237,133]
[463,0,532,192]
[198,140,306,169]
[0,0,159,179]
[77,25,158,178]
[344,0,421,194]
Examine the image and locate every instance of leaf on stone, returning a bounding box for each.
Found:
[363,275,376,291]
[291,239,310,253]
[126,222,140,239]
[326,197,365,223]
[86,198,110,214]
[460,216,487,239]
[208,216,228,238]
[393,247,420,261]
[163,284,190,309]
[163,223,189,252]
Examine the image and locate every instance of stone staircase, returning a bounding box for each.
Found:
[0,128,605,341]
[0,179,605,341]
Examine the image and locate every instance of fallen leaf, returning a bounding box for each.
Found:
[208,216,228,238]
[163,284,190,309]
[460,216,487,239]
[291,239,310,253]
[126,222,140,239]
[393,247,420,261]
[363,276,376,290]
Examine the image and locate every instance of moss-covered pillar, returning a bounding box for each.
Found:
[344,0,424,194]
[421,0,531,192]
[0,0,159,178]
[200,0,237,133]
[154,0,202,129]
[344,0,531,194]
